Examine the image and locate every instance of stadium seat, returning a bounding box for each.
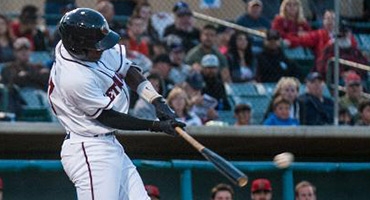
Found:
[224,82,258,97]
[355,33,370,52]
[217,110,236,125]
[30,51,52,65]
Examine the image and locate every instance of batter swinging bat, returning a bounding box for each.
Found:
[175,127,248,187]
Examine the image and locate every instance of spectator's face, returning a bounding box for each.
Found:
[213,190,233,200]
[339,112,352,125]
[236,34,248,50]
[202,67,218,78]
[170,94,187,113]
[265,39,280,50]
[0,18,7,35]
[154,62,171,77]
[285,0,299,18]
[296,186,316,200]
[201,29,217,49]
[306,79,323,98]
[170,50,185,65]
[248,5,262,19]
[251,190,272,200]
[323,11,335,31]
[235,110,251,125]
[139,6,152,20]
[280,84,298,103]
[15,47,31,63]
[128,18,145,35]
[177,15,193,30]
[346,82,362,100]
[274,103,290,120]
[98,4,115,22]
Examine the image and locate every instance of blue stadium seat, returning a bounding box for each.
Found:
[224,83,258,96]
[217,110,236,125]
[284,47,308,60]
[355,34,370,52]
[30,51,52,65]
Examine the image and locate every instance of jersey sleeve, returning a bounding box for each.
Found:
[114,44,133,77]
[66,77,113,119]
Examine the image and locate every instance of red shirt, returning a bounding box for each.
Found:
[271,15,311,38]
[10,21,35,50]
[128,37,149,57]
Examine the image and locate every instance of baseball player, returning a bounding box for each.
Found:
[48,8,185,200]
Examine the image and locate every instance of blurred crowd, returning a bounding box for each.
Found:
[0,0,370,126]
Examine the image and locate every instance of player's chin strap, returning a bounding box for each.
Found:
[136,80,162,103]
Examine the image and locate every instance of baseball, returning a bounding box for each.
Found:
[273,152,294,169]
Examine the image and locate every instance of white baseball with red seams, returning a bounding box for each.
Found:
[49,41,150,200]
[273,152,294,169]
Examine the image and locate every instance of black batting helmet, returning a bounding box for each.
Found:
[58,8,119,61]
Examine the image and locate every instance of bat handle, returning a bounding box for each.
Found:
[175,127,205,152]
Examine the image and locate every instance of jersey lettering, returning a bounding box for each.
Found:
[105,74,124,101]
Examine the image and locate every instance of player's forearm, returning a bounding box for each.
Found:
[97,109,154,131]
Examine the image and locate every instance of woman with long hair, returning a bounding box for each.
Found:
[227,31,254,82]
[271,0,311,38]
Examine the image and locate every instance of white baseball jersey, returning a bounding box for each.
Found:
[49,41,132,136]
[50,41,150,200]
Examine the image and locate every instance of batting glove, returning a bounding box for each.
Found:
[150,119,186,136]
[152,97,177,121]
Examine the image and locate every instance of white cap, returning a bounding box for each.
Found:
[201,54,219,68]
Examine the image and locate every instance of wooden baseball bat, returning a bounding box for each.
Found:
[175,127,248,187]
[193,12,266,38]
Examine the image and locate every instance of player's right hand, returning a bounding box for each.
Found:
[150,119,186,136]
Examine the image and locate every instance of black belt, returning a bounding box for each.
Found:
[65,132,115,140]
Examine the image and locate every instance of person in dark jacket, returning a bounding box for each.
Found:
[255,29,300,82]
[298,72,334,125]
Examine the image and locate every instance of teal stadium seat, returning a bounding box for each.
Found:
[30,51,52,65]
[224,82,258,96]
[217,110,236,125]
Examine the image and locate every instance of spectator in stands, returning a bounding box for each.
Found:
[339,72,368,121]
[339,107,354,125]
[185,24,231,83]
[210,183,234,200]
[256,29,300,82]
[132,73,164,120]
[356,99,370,126]
[263,77,301,122]
[0,14,15,63]
[0,177,3,200]
[1,38,49,91]
[236,0,270,54]
[263,95,299,126]
[150,54,175,97]
[132,2,160,42]
[118,30,152,76]
[251,178,272,200]
[200,54,231,110]
[316,27,368,81]
[295,181,316,200]
[167,86,202,126]
[285,10,358,75]
[163,1,200,52]
[144,184,160,200]
[168,43,192,84]
[298,72,334,125]
[216,25,235,55]
[126,15,150,57]
[96,1,125,34]
[234,103,252,126]
[149,40,168,60]
[271,0,311,39]
[227,31,254,82]
[182,72,218,124]
[236,0,270,32]
[10,5,50,51]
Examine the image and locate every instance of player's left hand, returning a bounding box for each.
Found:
[150,119,186,136]
[152,97,177,121]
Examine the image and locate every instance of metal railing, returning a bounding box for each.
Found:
[0,159,369,200]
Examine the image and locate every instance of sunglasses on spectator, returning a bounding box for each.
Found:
[252,190,271,194]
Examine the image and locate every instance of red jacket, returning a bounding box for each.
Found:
[287,29,358,74]
[271,15,311,38]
